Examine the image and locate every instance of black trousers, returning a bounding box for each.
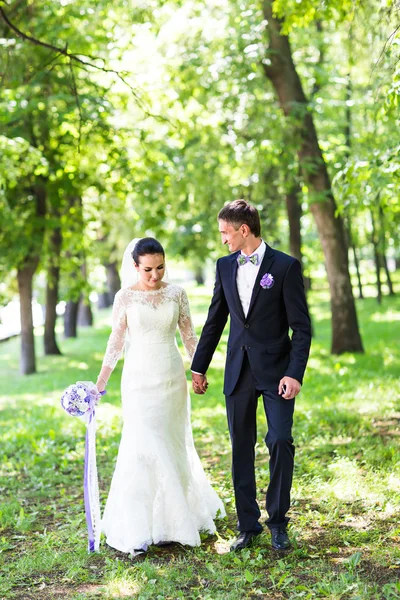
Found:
[225,353,295,532]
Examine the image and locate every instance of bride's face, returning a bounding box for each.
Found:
[134,253,165,289]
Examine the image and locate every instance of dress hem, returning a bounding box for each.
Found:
[104,533,206,554]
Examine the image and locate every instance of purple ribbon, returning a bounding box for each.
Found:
[82,386,106,553]
[84,424,95,552]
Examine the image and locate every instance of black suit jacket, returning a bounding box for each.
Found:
[191,244,312,396]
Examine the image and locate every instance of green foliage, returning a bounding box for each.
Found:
[0,138,48,271]
[272,0,358,31]
[0,0,147,285]
[0,0,399,376]
[333,146,400,251]
[0,136,46,189]
[1,0,399,298]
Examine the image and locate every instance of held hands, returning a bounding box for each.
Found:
[192,373,208,395]
[279,376,301,400]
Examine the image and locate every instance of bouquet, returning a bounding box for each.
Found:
[61,381,104,419]
[61,381,106,552]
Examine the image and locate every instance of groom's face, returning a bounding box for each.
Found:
[218,219,246,253]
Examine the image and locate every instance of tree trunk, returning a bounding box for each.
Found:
[382,253,395,296]
[97,292,110,309]
[343,73,363,300]
[106,260,121,303]
[344,74,352,158]
[285,183,302,263]
[284,181,311,290]
[44,225,62,355]
[17,265,37,374]
[64,300,79,338]
[285,181,313,331]
[194,264,205,285]
[262,0,363,354]
[352,243,364,300]
[16,183,47,374]
[379,206,395,296]
[311,20,324,97]
[346,218,364,300]
[370,209,382,305]
[77,261,93,327]
[78,298,93,327]
[98,260,121,309]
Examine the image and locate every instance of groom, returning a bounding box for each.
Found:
[191,200,311,551]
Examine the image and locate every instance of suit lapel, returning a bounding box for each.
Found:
[230,253,246,321]
[247,244,275,318]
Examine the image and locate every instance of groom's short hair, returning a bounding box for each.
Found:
[218,200,261,237]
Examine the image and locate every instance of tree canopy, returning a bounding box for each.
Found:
[0,0,399,369]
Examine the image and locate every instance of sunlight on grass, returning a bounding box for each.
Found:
[370,310,400,322]
[326,457,384,503]
[102,578,140,597]
[97,399,122,426]
[387,474,400,492]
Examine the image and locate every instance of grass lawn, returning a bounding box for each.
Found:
[0,284,399,599]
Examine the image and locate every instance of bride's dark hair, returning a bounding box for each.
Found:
[132,237,165,265]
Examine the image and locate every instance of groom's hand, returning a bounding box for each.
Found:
[279,376,301,399]
[192,373,208,395]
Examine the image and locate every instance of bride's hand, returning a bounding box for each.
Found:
[96,377,107,393]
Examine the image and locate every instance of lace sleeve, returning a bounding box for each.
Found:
[178,287,198,360]
[102,291,127,369]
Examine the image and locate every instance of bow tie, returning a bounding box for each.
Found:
[237,253,259,266]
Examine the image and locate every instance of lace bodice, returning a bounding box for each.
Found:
[102,284,197,370]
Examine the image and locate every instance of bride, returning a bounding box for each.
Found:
[96,237,225,555]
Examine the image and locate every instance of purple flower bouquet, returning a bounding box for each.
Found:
[61,381,105,552]
[61,381,104,420]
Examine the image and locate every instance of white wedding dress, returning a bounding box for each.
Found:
[101,283,225,553]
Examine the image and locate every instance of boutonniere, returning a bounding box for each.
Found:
[260,273,274,289]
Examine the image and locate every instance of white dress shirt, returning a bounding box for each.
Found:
[237,240,266,317]
[192,239,266,375]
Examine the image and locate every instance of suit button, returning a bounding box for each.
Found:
[244,324,249,328]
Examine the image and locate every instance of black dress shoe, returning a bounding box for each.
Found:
[270,528,291,550]
[230,531,261,552]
